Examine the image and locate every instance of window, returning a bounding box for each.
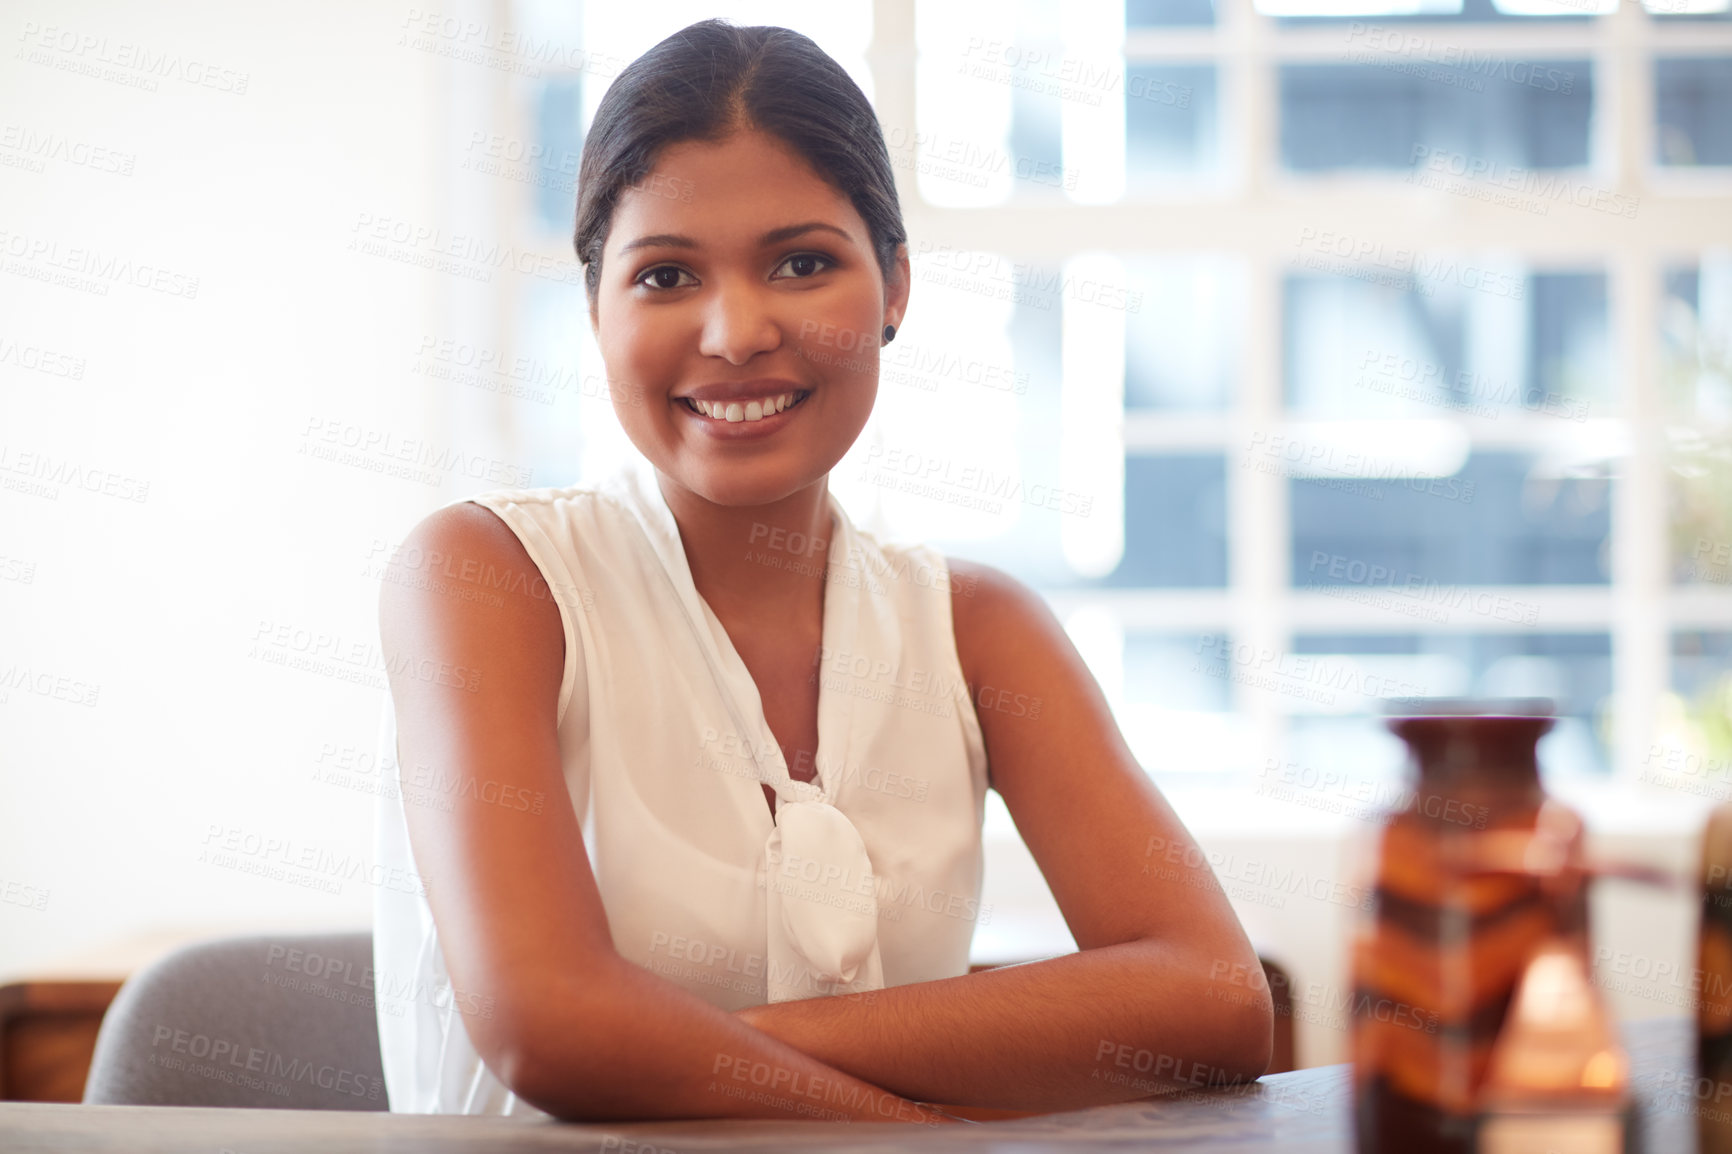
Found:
[479,0,1732,789]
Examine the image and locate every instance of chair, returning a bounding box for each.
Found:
[81,932,387,1110]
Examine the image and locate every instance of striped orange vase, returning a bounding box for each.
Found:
[1700,804,1732,1153]
[1350,705,1584,1154]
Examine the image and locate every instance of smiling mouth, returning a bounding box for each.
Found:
[680,390,811,423]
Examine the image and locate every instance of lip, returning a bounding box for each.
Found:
[674,379,808,404]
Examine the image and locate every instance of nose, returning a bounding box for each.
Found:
[697,276,782,366]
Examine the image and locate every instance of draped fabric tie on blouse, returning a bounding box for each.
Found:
[631,471,886,1004]
[760,783,886,1001]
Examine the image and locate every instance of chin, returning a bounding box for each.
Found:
[681,463,826,509]
[626,415,864,508]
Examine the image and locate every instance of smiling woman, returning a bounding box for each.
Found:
[592,128,897,510]
[370,17,1270,1126]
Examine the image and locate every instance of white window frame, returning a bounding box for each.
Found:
[482,0,1732,782]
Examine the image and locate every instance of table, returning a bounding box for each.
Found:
[0,1017,1700,1152]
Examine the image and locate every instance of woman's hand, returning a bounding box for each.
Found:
[734,999,1035,1123]
[733,1002,974,1124]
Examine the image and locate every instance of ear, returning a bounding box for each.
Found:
[883,243,911,333]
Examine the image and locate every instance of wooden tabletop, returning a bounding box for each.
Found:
[0,1016,1701,1153]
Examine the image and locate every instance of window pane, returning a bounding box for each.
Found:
[1529,272,1610,402]
[1125,256,1242,411]
[1280,61,1593,171]
[1647,632,1732,800]
[1127,0,1217,27]
[1664,258,1732,585]
[853,271,1100,588]
[1011,77,1066,191]
[1674,631,1732,702]
[914,1,1121,205]
[1281,632,1612,780]
[512,277,604,484]
[1284,269,1609,419]
[1269,0,1602,21]
[1088,454,1228,587]
[1126,64,1219,182]
[1289,451,1612,584]
[1656,57,1732,166]
[1648,1,1732,19]
[532,76,585,234]
[1120,631,1239,775]
[913,4,1016,207]
[845,249,1025,543]
[1264,0,1462,17]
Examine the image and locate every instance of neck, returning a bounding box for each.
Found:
[653,469,837,622]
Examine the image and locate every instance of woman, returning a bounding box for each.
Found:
[372,17,1271,1125]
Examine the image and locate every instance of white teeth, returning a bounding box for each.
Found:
[686,391,801,423]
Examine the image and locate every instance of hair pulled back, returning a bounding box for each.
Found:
[573,19,906,303]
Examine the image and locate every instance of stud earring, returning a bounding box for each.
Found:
[882,324,897,344]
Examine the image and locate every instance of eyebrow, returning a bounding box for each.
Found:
[617,221,854,255]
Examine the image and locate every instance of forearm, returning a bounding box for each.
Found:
[736,939,1273,1112]
[503,957,957,1125]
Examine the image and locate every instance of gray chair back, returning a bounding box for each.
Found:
[82,932,388,1110]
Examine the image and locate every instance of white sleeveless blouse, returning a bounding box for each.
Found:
[370,462,991,1116]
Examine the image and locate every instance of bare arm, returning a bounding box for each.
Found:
[380,502,955,1125]
[732,559,1273,1112]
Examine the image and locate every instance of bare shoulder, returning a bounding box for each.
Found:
[944,556,1064,688]
[385,499,540,597]
[378,501,564,682]
[383,500,528,595]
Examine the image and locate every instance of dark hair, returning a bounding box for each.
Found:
[573,19,906,303]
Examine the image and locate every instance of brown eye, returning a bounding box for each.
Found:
[637,265,696,290]
[773,253,832,280]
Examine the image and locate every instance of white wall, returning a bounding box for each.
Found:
[1,0,465,977]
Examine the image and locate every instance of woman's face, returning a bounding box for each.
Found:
[593,128,909,508]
